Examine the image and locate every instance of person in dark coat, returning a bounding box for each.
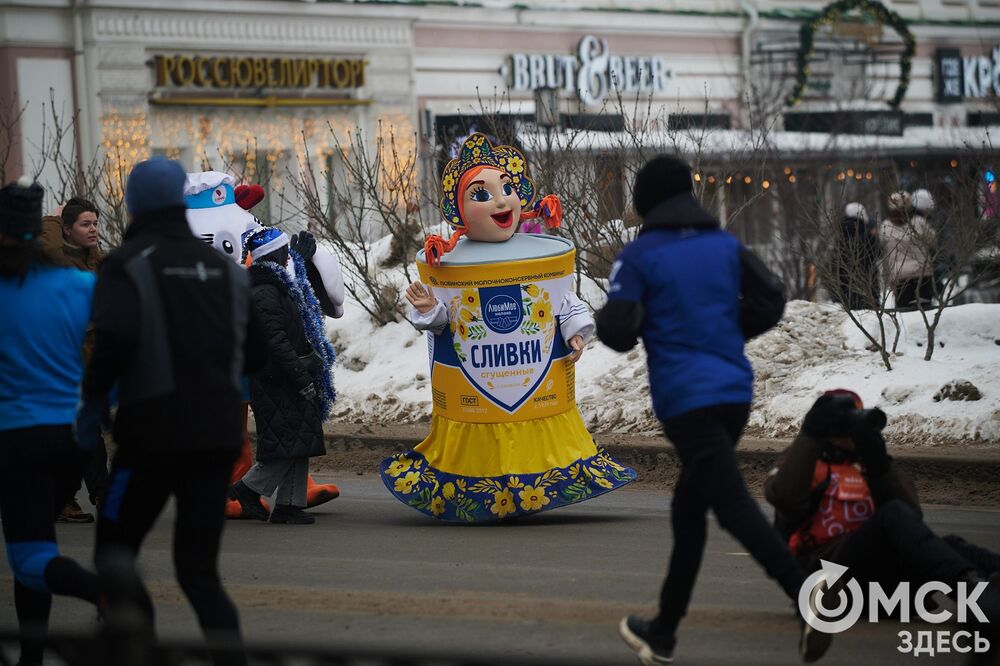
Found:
[230,227,334,526]
[766,390,1000,577]
[833,202,881,310]
[597,156,827,665]
[79,158,267,666]
[40,197,108,523]
[766,391,1000,658]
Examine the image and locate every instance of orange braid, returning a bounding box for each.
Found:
[520,194,563,230]
[424,227,466,266]
[426,166,490,266]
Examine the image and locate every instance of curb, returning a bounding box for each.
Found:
[305,426,1000,508]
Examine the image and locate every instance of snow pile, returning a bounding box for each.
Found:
[327,286,1000,446]
[746,301,1000,446]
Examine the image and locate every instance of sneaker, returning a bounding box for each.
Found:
[618,615,675,665]
[800,583,834,663]
[230,481,268,521]
[269,505,315,525]
[56,499,94,523]
[799,618,833,663]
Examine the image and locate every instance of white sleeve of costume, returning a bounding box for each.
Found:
[311,247,346,319]
[409,299,448,335]
[559,291,594,344]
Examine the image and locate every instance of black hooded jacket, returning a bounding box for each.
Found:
[84,207,266,453]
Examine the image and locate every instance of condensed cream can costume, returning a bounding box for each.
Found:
[380,236,636,522]
[425,235,576,422]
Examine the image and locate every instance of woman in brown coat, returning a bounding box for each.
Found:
[40,197,107,522]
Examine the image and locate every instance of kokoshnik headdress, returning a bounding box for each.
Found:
[424,132,563,266]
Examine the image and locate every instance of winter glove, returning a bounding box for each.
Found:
[299,383,317,401]
[801,394,857,439]
[851,411,890,477]
[289,231,317,261]
[74,398,105,451]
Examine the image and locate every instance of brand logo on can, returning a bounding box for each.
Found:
[483,293,523,334]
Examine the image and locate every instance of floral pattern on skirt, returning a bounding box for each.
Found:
[380,448,636,522]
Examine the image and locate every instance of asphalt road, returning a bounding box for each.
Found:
[2,474,998,665]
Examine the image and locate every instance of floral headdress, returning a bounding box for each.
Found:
[424,133,562,266]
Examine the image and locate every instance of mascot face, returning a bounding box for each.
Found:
[461,167,522,243]
[185,172,262,263]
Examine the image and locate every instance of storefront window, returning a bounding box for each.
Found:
[151,146,189,166]
[725,175,774,249]
[215,148,289,227]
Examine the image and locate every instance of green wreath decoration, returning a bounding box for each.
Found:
[785,0,916,109]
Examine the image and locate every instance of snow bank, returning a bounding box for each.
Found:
[327,285,1000,447]
[747,302,1000,445]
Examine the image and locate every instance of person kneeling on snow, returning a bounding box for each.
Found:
[765,390,999,658]
[231,228,336,525]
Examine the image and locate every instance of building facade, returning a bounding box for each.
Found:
[2,0,999,223]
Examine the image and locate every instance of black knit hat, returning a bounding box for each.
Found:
[633,155,693,218]
[0,177,44,241]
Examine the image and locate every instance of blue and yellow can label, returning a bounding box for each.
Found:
[417,246,577,424]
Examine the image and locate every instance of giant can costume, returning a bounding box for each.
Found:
[380,133,636,522]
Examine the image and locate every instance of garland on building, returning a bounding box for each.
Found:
[785,0,916,109]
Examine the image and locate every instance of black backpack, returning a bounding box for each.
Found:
[739,246,786,340]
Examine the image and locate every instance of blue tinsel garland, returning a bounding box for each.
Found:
[255,251,337,418]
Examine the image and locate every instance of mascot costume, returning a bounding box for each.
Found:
[184,172,345,518]
[379,133,636,522]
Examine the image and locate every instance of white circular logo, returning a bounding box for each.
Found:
[798,560,865,634]
[212,187,226,205]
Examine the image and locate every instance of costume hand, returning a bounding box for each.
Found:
[290,231,317,261]
[568,335,585,363]
[74,399,104,451]
[406,281,437,314]
[299,383,317,401]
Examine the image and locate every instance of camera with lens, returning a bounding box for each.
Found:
[828,395,887,436]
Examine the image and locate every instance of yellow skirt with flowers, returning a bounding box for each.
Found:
[379,408,636,522]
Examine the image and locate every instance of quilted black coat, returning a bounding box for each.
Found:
[248,263,326,461]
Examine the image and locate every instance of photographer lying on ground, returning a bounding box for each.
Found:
[764,390,999,661]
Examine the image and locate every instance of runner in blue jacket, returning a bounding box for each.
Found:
[598,156,830,665]
[0,179,101,666]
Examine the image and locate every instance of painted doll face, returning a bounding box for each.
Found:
[462,167,522,243]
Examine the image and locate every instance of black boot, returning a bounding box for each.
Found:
[232,481,268,521]
[269,505,314,525]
